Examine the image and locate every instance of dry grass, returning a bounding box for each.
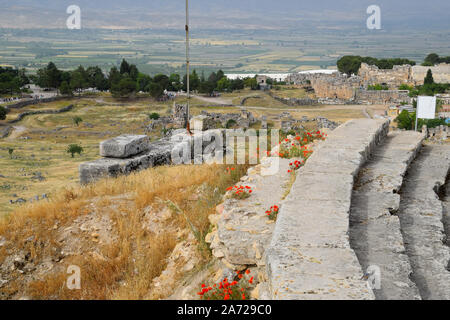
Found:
[0,163,248,300]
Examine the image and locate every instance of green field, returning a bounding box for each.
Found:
[1,28,448,76]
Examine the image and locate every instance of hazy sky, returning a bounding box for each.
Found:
[1,0,449,30]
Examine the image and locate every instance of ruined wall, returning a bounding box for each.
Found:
[412,64,450,85]
[358,62,450,87]
[288,73,361,101]
[354,89,411,105]
[358,63,413,88]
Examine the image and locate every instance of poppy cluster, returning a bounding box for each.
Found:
[288,159,305,173]
[266,205,280,221]
[197,270,253,300]
[225,167,235,174]
[227,185,253,199]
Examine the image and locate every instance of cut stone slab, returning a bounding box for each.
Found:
[266,119,389,300]
[273,199,351,249]
[267,246,374,300]
[100,134,149,158]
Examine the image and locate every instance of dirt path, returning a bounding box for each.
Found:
[6,126,27,140]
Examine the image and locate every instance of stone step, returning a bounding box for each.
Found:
[349,131,425,300]
[266,119,389,300]
[398,144,450,300]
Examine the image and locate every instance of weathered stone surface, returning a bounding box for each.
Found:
[100,134,149,158]
[266,119,389,300]
[349,131,424,300]
[398,144,450,300]
[80,130,226,184]
[80,140,174,184]
[208,158,294,267]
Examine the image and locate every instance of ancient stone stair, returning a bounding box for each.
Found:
[349,131,425,300]
[397,144,450,300]
[265,120,450,300]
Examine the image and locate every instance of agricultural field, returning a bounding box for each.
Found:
[1,27,449,76]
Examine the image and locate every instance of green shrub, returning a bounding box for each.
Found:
[73,116,83,126]
[0,105,7,120]
[148,112,160,120]
[226,119,237,129]
[67,144,83,158]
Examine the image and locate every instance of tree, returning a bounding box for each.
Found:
[182,70,200,91]
[111,77,137,98]
[395,110,414,130]
[216,77,230,92]
[137,73,151,92]
[129,64,139,81]
[59,81,73,96]
[424,69,434,85]
[230,78,244,91]
[108,67,122,88]
[67,144,83,158]
[70,69,87,95]
[86,66,108,91]
[120,59,130,75]
[337,56,362,75]
[423,53,440,66]
[198,80,216,95]
[8,148,14,158]
[168,73,181,91]
[0,105,7,120]
[148,82,164,99]
[244,77,258,90]
[45,62,62,89]
[153,74,170,90]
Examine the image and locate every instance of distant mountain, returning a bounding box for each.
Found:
[0,0,449,30]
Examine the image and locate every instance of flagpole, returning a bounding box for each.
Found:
[185,0,190,132]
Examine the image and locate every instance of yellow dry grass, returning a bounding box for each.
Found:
[0,163,248,300]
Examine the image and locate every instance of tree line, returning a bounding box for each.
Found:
[422,53,450,66]
[0,67,30,95]
[337,55,416,75]
[31,60,261,99]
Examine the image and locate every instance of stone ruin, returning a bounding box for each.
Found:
[316,116,339,130]
[288,72,361,103]
[279,113,339,133]
[287,68,415,105]
[360,62,450,87]
[79,130,227,184]
[423,125,448,142]
[172,103,188,127]
[196,109,257,129]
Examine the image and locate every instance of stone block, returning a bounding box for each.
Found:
[100,134,149,158]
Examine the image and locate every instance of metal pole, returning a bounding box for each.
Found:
[415,112,418,132]
[185,0,190,132]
